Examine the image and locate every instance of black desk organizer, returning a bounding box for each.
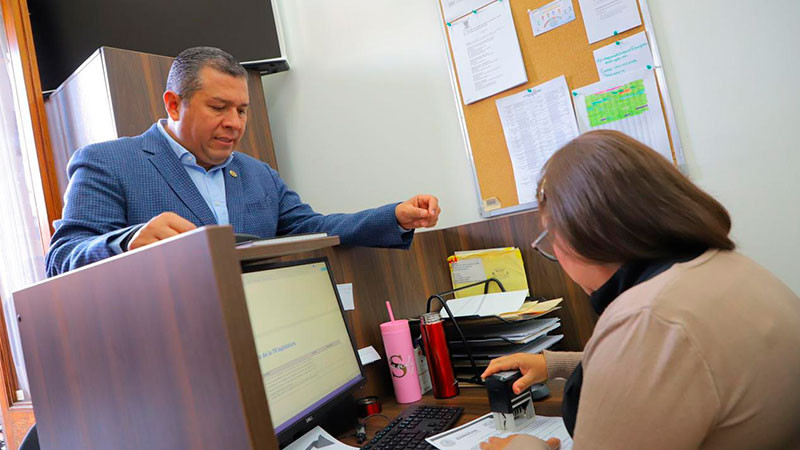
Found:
[409,279,562,385]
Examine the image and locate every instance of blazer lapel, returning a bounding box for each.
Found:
[141,124,217,225]
[225,156,245,233]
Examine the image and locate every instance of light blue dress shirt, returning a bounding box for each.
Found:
[157,120,233,225]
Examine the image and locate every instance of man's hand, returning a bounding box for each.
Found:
[480,435,560,450]
[396,194,441,230]
[128,212,197,251]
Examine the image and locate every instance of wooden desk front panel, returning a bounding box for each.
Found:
[15,227,277,450]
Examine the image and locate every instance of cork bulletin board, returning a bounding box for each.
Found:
[437,0,684,217]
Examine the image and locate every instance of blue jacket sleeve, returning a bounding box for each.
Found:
[45,146,141,277]
[267,166,414,249]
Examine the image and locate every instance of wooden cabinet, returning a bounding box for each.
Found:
[44,46,278,196]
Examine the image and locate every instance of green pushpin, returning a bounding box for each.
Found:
[527,89,532,93]
[572,91,578,96]
[473,9,477,14]
[646,64,652,69]
[613,30,618,35]
[447,22,451,26]
[615,41,620,45]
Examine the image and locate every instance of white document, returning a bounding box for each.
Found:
[285,426,359,450]
[496,75,579,204]
[451,259,486,285]
[449,0,528,105]
[593,31,653,79]
[440,290,527,318]
[572,68,672,160]
[336,283,354,311]
[442,0,493,22]
[357,346,381,365]
[427,414,573,450]
[529,0,576,36]
[577,0,642,44]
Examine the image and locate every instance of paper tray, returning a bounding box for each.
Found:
[408,309,560,340]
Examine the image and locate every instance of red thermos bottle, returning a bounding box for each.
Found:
[420,312,459,399]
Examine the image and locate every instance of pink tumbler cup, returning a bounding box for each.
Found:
[380,319,422,404]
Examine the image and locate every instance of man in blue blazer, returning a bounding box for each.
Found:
[45,47,440,277]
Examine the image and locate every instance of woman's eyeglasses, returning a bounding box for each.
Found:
[531,228,558,261]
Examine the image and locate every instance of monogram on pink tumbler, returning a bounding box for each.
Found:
[379,301,422,404]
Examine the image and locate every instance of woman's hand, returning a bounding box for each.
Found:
[481,353,547,394]
[480,435,560,450]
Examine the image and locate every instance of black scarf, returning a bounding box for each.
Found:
[561,249,706,436]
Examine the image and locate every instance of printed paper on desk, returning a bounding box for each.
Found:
[594,31,653,79]
[577,0,642,44]
[284,426,359,450]
[427,413,573,450]
[440,290,527,318]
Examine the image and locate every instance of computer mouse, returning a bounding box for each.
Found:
[529,383,550,401]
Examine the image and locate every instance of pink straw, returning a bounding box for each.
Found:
[386,301,396,322]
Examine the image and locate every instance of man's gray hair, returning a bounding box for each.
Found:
[166,46,247,101]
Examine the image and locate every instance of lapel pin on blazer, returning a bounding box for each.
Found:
[229,170,238,178]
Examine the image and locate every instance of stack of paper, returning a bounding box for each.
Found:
[423,292,564,374]
[500,298,563,319]
[439,290,528,318]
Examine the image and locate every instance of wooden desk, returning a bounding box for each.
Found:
[339,380,565,446]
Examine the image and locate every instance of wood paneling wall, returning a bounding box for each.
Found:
[45,47,278,198]
[279,209,596,398]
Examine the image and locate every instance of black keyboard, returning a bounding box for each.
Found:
[362,405,463,449]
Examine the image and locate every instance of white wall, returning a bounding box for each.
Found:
[262,0,481,228]
[647,0,800,293]
[263,0,800,293]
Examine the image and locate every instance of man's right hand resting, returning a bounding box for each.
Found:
[128,212,197,251]
[481,353,548,395]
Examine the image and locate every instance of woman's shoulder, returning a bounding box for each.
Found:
[595,249,799,354]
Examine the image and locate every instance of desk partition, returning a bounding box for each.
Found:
[15,226,278,450]
[15,211,594,447]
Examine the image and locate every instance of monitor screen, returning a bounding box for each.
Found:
[241,259,364,436]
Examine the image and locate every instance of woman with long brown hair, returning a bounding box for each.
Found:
[481,130,800,450]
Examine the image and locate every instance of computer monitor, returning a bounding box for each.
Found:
[240,257,365,446]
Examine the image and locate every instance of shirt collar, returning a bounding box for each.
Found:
[157,119,234,171]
